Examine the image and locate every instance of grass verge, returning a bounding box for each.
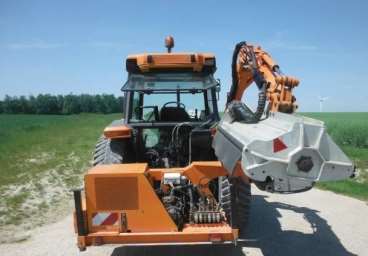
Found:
[0,114,120,238]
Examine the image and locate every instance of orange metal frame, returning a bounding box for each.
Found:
[233,44,299,113]
[75,161,239,250]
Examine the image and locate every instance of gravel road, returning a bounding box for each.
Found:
[1,186,367,256]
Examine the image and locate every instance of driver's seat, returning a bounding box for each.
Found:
[160,107,190,122]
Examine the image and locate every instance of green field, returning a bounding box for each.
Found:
[0,114,120,229]
[302,113,368,200]
[0,113,367,232]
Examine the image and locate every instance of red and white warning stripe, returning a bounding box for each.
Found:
[92,212,119,226]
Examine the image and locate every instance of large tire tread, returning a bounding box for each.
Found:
[93,136,124,165]
[219,176,251,235]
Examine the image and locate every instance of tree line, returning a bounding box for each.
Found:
[0,94,124,114]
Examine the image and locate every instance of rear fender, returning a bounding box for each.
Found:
[103,119,132,139]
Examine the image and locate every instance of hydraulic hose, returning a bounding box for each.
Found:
[227,41,246,106]
[227,41,267,122]
[254,84,267,121]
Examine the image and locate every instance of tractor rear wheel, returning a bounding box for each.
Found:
[219,176,251,236]
[93,136,124,165]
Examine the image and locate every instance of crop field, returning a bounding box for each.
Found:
[302,113,368,200]
[0,112,367,242]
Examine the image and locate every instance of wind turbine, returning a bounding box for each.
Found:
[319,96,329,112]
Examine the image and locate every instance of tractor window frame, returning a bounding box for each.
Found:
[121,72,218,92]
[125,89,218,124]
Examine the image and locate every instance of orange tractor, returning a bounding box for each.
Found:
[73,37,354,250]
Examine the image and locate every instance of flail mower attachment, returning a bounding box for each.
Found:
[213,103,355,193]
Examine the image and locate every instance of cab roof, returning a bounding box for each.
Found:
[126,52,216,74]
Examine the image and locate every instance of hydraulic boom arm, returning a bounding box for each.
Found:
[226,42,299,116]
[214,41,354,194]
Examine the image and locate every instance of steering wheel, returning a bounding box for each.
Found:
[162,101,186,109]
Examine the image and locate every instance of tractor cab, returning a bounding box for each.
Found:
[116,37,221,168]
[122,72,220,124]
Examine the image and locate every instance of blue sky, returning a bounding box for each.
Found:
[0,0,367,112]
